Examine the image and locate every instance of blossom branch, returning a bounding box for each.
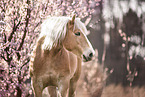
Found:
[16,1,31,60]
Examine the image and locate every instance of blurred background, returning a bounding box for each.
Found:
[0,0,145,97]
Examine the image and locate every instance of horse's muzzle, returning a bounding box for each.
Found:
[83,51,94,62]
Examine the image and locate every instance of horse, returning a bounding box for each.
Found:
[29,15,95,97]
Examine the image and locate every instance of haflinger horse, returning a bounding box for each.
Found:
[29,15,95,97]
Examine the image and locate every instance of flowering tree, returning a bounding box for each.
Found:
[0,0,102,96]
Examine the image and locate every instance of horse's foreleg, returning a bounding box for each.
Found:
[32,80,43,97]
[68,79,77,97]
[48,86,58,97]
[58,80,69,97]
[69,57,82,97]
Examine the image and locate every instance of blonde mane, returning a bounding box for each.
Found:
[40,16,88,50]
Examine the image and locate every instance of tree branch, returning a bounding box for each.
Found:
[8,18,21,42]
[16,1,31,96]
[3,33,7,43]
[16,0,31,60]
[1,55,7,61]
[20,57,30,70]
[17,9,31,51]
[30,22,41,33]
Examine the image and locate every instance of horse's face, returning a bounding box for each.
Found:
[63,16,95,62]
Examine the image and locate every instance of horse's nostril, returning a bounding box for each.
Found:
[89,52,93,58]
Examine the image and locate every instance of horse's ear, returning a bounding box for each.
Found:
[70,14,76,24]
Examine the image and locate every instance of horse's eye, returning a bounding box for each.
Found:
[75,32,80,36]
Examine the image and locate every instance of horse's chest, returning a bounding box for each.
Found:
[41,59,70,77]
[40,65,70,87]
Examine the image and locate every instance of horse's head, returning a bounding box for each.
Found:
[63,15,95,62]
